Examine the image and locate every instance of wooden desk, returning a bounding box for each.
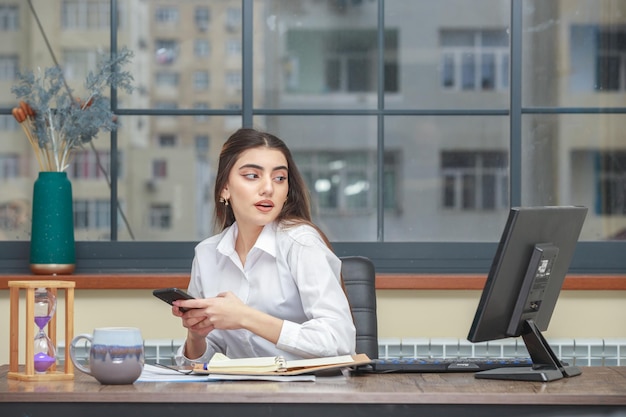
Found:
[2,365,626,416]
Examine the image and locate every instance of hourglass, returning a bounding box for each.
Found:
[33,287,57,373]
[8,280,75,381]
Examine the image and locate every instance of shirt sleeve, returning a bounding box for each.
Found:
[275,228,356,358]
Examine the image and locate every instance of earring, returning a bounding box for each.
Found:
[219,197,229,206]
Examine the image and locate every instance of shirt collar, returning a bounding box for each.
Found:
[216,222,277,258]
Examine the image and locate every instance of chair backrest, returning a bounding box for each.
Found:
[340,256,378,359]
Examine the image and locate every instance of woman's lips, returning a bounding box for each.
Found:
[255,200,274,212]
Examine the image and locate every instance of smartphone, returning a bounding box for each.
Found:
[153,287,195,312]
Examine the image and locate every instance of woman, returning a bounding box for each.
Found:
[174,128,356,364]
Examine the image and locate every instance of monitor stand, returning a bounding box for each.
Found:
[474,319,582,382]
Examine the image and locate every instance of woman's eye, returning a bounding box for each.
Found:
[243,173,258,179]
[274,175,287,182]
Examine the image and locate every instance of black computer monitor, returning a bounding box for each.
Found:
[467,206,588,382]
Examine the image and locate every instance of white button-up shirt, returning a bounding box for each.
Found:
[175,221,356,364]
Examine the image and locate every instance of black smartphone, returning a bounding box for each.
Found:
[153,288,195,312]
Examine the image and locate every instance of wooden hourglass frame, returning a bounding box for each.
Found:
[8,280,75,381]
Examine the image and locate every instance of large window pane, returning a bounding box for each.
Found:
[261,0,381,109]
[125,0,242,110]
[255,115,378,241]
[385,0,510,110]
[524,0,626,107]
[384,116,509,242]
[116,115,229,241]
[3,0,626,273]
[522,114,626,241]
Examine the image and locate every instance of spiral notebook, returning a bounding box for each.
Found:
[193,353,371,376]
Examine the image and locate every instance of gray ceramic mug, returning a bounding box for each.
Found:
[70,327,144,384]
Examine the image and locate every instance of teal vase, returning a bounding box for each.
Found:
[29,172,76,275]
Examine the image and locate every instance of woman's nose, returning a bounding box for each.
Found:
[260,175,273,196]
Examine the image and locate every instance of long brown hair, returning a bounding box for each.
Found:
[213,128,332,247]
[214,128,350,315]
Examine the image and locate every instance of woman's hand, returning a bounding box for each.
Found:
[174,292,284,345]
[200,291,250,330]
[172,299,216,360]
[174,291,247,332]
[172,302,213,338]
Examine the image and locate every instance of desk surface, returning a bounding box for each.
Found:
[2,365,626,417]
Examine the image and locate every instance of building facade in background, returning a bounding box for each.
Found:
[1,0,626,246]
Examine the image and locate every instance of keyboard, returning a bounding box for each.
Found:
[368,357,533,373]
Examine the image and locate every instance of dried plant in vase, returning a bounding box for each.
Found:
[11,47,135,172]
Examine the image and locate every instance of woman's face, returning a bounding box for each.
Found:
[221,146,289,229]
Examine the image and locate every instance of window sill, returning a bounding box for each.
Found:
[0,274,624,290]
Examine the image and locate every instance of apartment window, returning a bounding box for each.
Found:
[383,152,399,211]
[225,71,242,90]
[569,25,626,92]
[294,150,398,213]
[152,160,167,179]
[154,101,178,111]
[441,151,508,211]
[225,7,240,32]
[596,152,626,214]
[150,204,171,229]
[155,7,178,24]
[195,135,209,153]
[286,29,398,94]
[0,154,19,179]
[595,28,626,91]
[193,71,210,90]
[0,115,19,131]
[226,39,241,56]
[155,72,179,87]
[63,49,101,81]
[158,134,176,147]
[74,199,110,230]
[194,39,211,58]
[0,199,28,231]
[193,102,209,122]
[0,55,17,81]
[68,150,111,180]
[155,40,178,65]
[440,29,509,91]
[0,5,19,30]
[195,6,210,31]
[62,0,109,29]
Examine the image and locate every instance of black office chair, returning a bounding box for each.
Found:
[340,256,379,359]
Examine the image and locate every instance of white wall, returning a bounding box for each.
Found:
[1,289,624,364]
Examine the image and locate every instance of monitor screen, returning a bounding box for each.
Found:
[467,206,588,382]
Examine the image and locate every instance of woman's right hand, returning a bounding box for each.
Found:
[172,304,215,338]
[172,304,212,361]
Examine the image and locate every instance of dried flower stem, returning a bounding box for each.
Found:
[21,121,45,171]
[11,48,134,172]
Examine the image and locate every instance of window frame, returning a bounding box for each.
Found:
[2,0,626,275]
[440,29,509,92]
[594,26,626,92]
[0,54,18,81]
[0,153,19,179]
[0,4,19,31]
[73,198,111,230]
[441,150,508,211]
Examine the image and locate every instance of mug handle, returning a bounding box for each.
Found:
[69,333,93,376]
